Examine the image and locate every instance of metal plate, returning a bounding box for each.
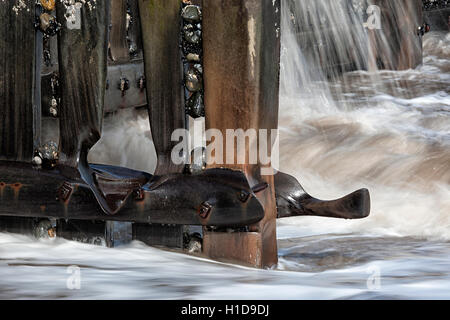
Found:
[105,61,147,113]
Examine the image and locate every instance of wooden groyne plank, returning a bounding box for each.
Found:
[202,0,281,268]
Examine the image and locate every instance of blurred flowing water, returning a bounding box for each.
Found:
[1,1,449,299]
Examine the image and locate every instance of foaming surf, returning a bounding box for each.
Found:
[278,0,449,243]
[0,232,449,299]
[277,30,450,241]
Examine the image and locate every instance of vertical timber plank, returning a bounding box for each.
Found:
[128,0,143,52]
[0,1,35,162]
[56,1,110,168]
[202,0,281,268]
[110,0,130,63]
[138,0,185,175]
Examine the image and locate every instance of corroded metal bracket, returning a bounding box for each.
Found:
[275,172,370,220]
[0,161,264,228]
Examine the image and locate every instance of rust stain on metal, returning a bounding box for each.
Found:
[238,190,250,203]
[47,228,56,238]
[0,182,5,198]
[135,192,148,213]
[0,182,28,200]
[134,189,145,201]
[11,183,23,201]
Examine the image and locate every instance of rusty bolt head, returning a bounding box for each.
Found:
[119,77,130,96]
[58,182,73,202]
[198,202,212,219]
[137,76,146,91]
[134,189,145,201]
[238,190,250,203]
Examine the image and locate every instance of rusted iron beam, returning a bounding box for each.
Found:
[0,161,264,227]
[0,1,36,162]
[138,0,185,175]
[202,0,281,268]
[368,0,423,70]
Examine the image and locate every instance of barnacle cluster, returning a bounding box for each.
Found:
[181,1,204,119]
[33,141,59,168]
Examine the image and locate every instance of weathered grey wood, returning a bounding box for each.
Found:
[110,0,130,63]
[128,0,143,53]
[0,1,36,162]
[55,1,110,168]
[138,0,185,175]
[202,0,281,268]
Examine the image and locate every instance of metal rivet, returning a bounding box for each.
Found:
[198,202,212,219]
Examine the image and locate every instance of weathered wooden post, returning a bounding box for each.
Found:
[135,0,186,247]
[0,0,36,162]
[202,0,281,268]
[138,0,185,175]
[110,0,130,63]
[56,1,110,170]
[368,0,423,70]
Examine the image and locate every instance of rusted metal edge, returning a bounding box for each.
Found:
[274,171,371,220]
